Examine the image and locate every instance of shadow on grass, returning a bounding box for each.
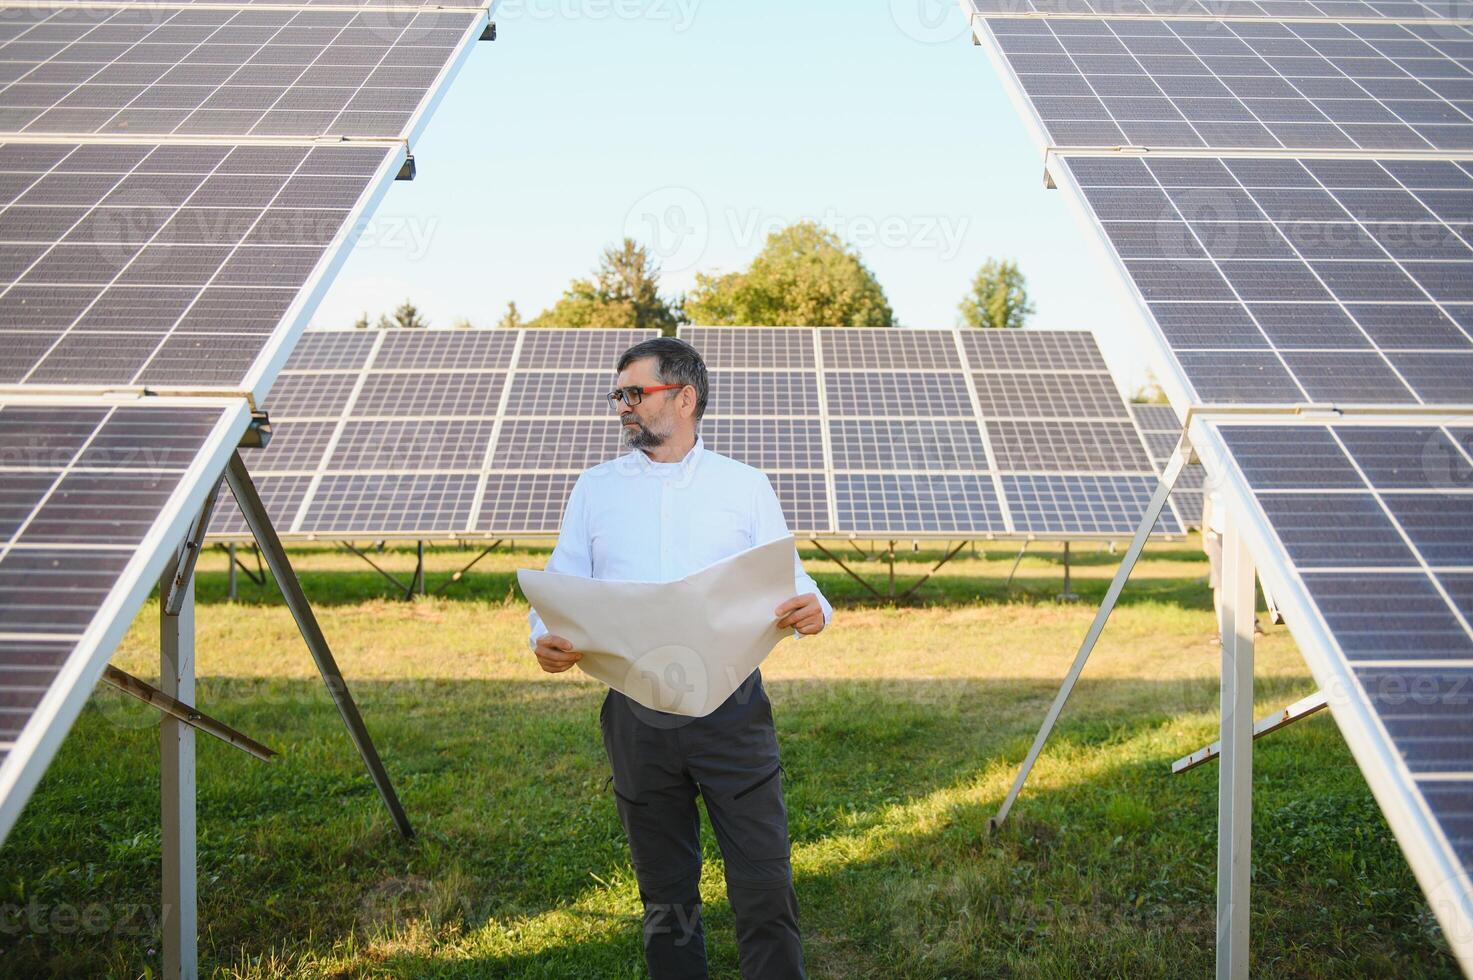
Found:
[1,671,1453,978]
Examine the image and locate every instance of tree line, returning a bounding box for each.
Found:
[353,220,1034,335]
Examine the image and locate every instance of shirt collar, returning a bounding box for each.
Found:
[624,433,704,478]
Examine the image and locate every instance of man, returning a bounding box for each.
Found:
[528,336,832,979]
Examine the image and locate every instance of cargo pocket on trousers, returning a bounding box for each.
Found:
[708,764,790,864]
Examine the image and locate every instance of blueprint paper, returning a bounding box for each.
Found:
[518,536,795,717]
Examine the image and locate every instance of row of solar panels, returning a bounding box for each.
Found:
[965,0,1473,969]
[209,326,1185,540]
[0,0,495,844]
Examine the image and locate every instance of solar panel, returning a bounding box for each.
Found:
[0,397,249,836]
[981,18,1473,151]
[0,140,401,398]
[693,326,1180,538]
[680,326,817,368]
[967,3,1473,965]
[0,7,480,141]
[215,329,663,539]
[227,326,1182,542]
[1059,154,1473,407]
[1132,403,1206,526]
[1200,418,1473,917]
[966,0,1473,17]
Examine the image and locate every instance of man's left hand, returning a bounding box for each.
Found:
[775,594,825,635]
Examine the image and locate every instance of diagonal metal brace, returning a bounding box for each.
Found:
[103,665,277,762]
[164,477,223,615]
[989,430,1192,833]
[1172,690,1327,775]
[225,452,414,839]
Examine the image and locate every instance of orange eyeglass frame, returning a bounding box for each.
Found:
[606,384,686,408]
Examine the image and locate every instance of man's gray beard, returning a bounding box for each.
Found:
[623,419,666,449]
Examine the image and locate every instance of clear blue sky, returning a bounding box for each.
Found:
[313,0,1152,391]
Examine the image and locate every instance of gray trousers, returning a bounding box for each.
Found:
[600,669,806,980]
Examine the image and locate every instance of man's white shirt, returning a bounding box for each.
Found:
[527,434,832,647]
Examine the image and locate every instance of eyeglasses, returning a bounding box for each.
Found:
[606,384,685,409]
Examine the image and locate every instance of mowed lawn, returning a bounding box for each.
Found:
[0,539,1459,978]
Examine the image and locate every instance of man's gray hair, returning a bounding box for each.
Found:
[616,337,709,421]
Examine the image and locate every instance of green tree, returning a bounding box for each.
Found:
[374,299,429,330]
[530,239,683,335]
[685,221,894,327]
[958,259,1034,330]
[352,311,371,330]
[497,301,524,330]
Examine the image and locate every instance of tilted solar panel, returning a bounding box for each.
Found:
[966,0,1473,19]
[1197,418,1473,939]
[0,141,402,397]
[978,17,1473,151]
[213,328,661,539]
[1057,154,1473,408]
[0,396,250,840]
[1132,402,1206,525]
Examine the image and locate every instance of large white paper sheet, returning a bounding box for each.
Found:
[518,536,796,717]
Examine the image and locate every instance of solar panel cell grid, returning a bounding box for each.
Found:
[475,472,579,534]
[971,371,1130,418]
[1003,473,1178,534]
[327,418,496,471]
[828,418,991,471]
[0,141,393,392]
[707,371,820,416]
[835,473,1005,534]
[515,329,658,369]
[0,7,477,139]
[819,327,963,370]
[1064,155,1473,407]
[350,370,503,417]
[823,371,973,417]
[990,419,1156,471]
[986,17,1473,152]
[967,0,1473,19]
[680,327,816,368]
[302,472,477,533]
[701,418,826,470]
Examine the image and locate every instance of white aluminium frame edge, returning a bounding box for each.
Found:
[401,2,496,151]
[1189,416,1473,976]
[236,143,408,406]
[0,395,253,846]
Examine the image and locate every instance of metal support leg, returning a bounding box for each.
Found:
[1005,541,1029,588]
[990,436,1190,832]
[1217,519,1255,980]
[226,453,414,838]
[898,540,968,601]
[341,541,414,598]
[227,542,237,601]
[413,540,425,597]
[1059,541,1080,603]
[160,559,197,980]
[887,540,896,598]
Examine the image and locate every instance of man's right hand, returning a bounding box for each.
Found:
[534,634,581,674]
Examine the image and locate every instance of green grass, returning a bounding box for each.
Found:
[0,539,1457,978]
